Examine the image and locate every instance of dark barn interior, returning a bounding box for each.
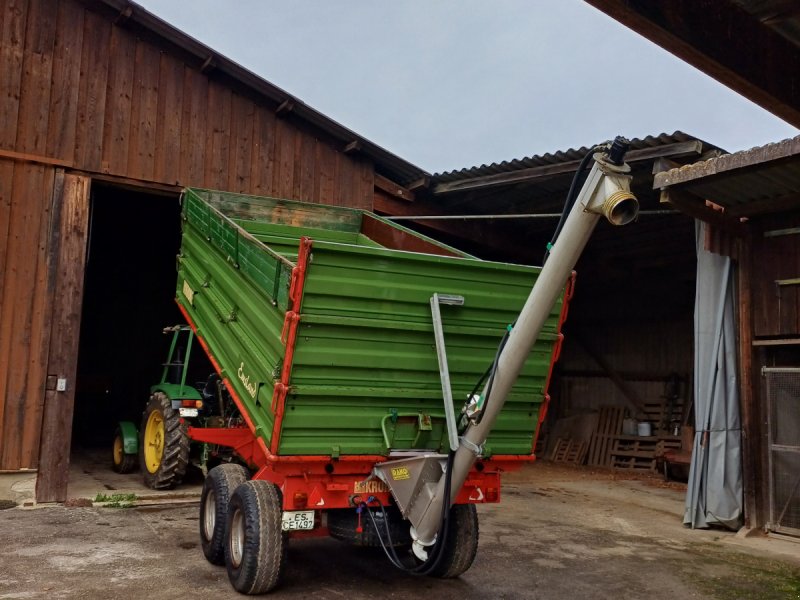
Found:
[73,185,188,448]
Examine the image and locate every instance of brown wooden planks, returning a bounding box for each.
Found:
[46,0,84,162]
[0,164,51,469]
[72,9,110,171]
[19,165,54,467]
[0,0,28,149]
[14,0,56,155]
[178,66,207,185]
[315,139,336,205]
[203,81,231,189]
[228,93,254,193]
[127,40,160,181]
[101,22,135,175]
[293,127,315,201]
[0,159,15,442]
[274,118,295,198]
[36,173,89,502]
[250,105,276,195]
[153,51,183,184]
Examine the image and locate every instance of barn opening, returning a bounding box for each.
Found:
[71,184,202,457]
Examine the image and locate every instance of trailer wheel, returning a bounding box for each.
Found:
[225,480,287,594]
[200,463,249,565]
[111,427,137,474]
[139,392,189,489]
[428,503,479,578]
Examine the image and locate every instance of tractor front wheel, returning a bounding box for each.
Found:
[139,392,189,489]
[111,426,136,474]
[225,480,287,594]
[200,463,249,565]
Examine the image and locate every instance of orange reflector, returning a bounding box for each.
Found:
[293,492,308,509]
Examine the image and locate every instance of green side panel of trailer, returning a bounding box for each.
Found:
[176,188,564,458]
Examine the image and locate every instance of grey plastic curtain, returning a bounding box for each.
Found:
[684,220,743,529]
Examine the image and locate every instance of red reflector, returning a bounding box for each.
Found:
[293,492,308,509]
[485,487,499,502]
[181,400,194,407]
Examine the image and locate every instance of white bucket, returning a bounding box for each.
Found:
[637,421,653,437]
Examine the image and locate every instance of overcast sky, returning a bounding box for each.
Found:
[137,0,798,174]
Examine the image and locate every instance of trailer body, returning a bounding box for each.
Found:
[176,188,567,509]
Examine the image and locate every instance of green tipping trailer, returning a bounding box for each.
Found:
[176,187,566,460]
[136,186,576,594]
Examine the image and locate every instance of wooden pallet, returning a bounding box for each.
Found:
[610,435,659,471]
[587,406,625,467]
[551,438,588,465]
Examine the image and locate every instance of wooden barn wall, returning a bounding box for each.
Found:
[751,213,800,338]
[0,159,56,470]
[0,0,375,471]
[556,318,694,418]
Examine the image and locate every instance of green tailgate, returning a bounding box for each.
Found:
[177,188,564,457]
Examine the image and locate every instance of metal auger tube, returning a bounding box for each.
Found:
[410,148,638,553]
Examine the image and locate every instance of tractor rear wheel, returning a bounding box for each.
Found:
[139,392,189,489]
[111,426,136,474]
[200,463,249,565]
[225,480,287,594]
[427,503,479,578]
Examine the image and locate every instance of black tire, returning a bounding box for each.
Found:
[327,504,412,548]
[139,392,190,489]
[200,463,249,565]
[427,503,479,578]
[225,480,287,594]
[111,427,137,474]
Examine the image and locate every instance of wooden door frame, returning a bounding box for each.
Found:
[35,172,91,503]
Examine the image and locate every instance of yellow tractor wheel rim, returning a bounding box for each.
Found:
[144,410,165,474]
[113,435,124,465]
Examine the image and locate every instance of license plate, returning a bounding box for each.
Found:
[281,510,314,531]
[178,407,199,417]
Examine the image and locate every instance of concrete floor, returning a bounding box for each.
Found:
[2,461,799,599]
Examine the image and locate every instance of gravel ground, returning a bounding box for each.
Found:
[2,462,799,599]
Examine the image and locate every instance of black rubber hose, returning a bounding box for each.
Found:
[542,145,603,265]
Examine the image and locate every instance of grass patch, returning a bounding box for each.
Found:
[678,543,800,600]
[94,493,137,508]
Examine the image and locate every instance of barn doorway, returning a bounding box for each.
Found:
[68,183,190,494]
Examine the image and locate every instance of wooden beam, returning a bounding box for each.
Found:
[343,140,361,154]
[0,149,73,169]
[200,54,216,74]
[374,174,414,202]
[584,0,800,128]
[659,188,746,236]
[407,176,430,191]
[433,141,704,195]
[737,231,760,528]
[36,173,90,503]
[275,99,294,117]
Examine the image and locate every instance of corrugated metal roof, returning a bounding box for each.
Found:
[433,131,715,182]
[654,135,800,217]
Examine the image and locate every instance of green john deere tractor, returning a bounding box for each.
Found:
[112,325,241,489]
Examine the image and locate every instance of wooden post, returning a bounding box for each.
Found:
[35,173,90,503]
[737,231,761,529]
